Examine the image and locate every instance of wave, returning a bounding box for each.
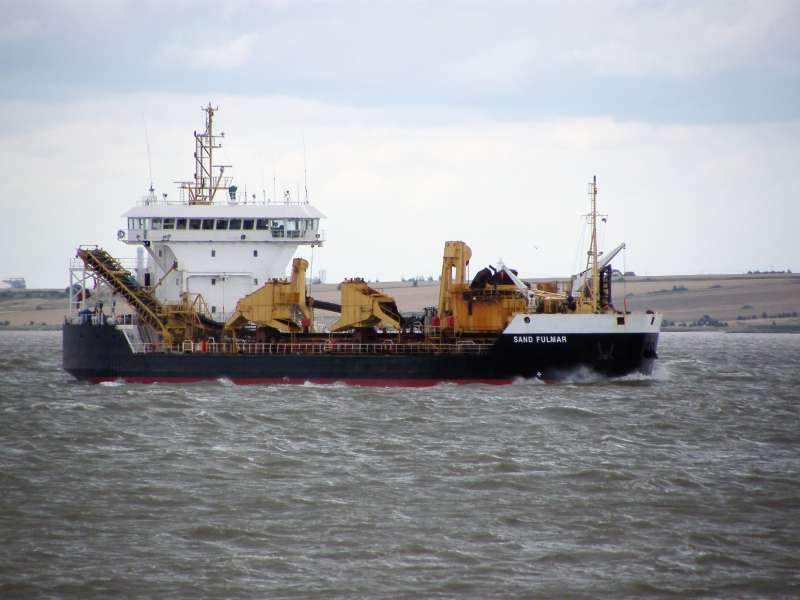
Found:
[99,380,124,387]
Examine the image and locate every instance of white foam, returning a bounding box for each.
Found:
[511,376,545,386]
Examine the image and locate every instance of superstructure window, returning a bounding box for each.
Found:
[189,219,201,230]
[253,250,258,257]
[128,218,135,230]
[215,219,228,230]
[229,219,241,230]
[202,219,214,230]
[211,250,216,257]
[272,220,285,238]
[253,278,258,285]
[163,218,175,230]
[243,219,254,230]
[151,218,162,230]
[176,218,187,230]
[211,278,216,285]
[256,218,269,230]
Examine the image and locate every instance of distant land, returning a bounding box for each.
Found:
[1,273,799,333]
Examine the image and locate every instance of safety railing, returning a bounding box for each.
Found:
[127,340,494,356]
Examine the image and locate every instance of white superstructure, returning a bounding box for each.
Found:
[118,104,324,320]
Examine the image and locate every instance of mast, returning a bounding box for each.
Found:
[589,175,599,312]
[176,103,231,205]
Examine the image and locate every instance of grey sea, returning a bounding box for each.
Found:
[1,330,799,599]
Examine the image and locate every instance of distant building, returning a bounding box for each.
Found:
[2,278,26,289]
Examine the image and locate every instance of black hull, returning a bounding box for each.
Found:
[63,323,659,385]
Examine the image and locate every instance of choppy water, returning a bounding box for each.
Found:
[1,331,799,599]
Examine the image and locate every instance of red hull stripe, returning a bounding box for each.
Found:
[88,376,517,387]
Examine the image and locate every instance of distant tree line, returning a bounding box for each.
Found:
[664,315,727,328]
[736,311,798,321]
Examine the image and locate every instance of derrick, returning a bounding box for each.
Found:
[224,258,313,333]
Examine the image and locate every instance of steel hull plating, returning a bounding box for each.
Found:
[63,323,659,385]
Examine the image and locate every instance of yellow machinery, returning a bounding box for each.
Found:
[330,279,402,332]
[451,287,528,333]
[435,241,524,334]
[434,241,577,334]
[224,258,312,333]
[437,241,472,319]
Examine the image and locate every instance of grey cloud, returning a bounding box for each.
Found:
[0,1,798,123]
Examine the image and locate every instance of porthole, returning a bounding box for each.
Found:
[524,316,530,324]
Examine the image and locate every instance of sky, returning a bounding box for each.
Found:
[1,0,799,287]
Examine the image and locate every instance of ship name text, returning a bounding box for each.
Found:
[513,335,568,344]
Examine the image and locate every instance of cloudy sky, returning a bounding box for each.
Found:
[1,0,798,287]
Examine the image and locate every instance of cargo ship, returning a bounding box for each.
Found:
[63,105,661,385]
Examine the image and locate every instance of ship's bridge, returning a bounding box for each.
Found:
[121,203,324,245]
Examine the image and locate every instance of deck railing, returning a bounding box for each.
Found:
[128,340,494,356]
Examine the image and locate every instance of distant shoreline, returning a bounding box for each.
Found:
[0,325,61,332]
[2,272,798,329]
[662,326,800,334]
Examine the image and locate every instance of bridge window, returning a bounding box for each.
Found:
[215,219,228,230]
[189,219,201,230]
[151,218,162,230]
[163,218,175,230]
[256,218,269,230]
[229,219,241,230]
[242,219,254,230]
[202,219,214,230]
[176,218,187,230]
